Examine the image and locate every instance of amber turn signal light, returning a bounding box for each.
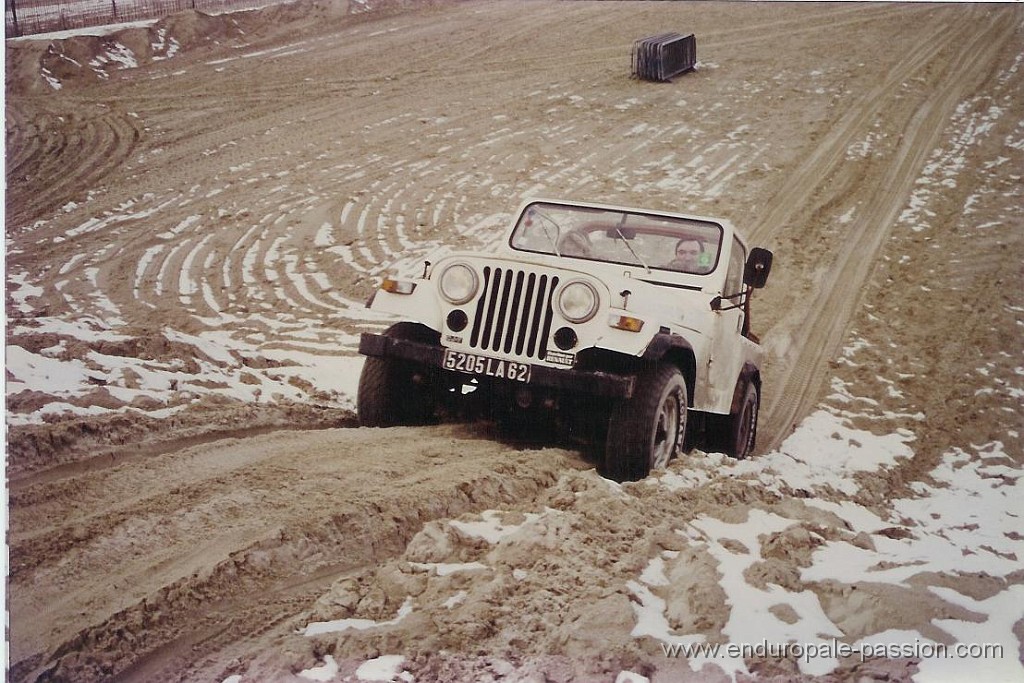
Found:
[609,314,644,332]
[381,277,416,295]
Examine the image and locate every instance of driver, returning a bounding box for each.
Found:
[665,238,711,273]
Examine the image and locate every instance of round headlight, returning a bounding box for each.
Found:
[557,280,599,323]
[439,263,478,305]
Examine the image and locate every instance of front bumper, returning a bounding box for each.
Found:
[359,332,635,399]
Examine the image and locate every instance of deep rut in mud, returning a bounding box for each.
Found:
[9,424,582,682]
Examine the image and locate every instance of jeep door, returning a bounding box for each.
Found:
[706,235,759,413]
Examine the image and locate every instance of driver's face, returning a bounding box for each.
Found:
[676,241,702,263]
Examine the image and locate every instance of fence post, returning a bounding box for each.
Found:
[7,0,21,36]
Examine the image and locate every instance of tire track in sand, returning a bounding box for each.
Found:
[5,100,142,228]
[745,7,1017,450]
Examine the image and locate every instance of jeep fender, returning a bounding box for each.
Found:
[641,331,697,407]
[365,280,443,331]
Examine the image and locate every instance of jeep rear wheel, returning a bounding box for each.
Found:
[728,382,759,459]
[604,364,688,482]
[707,381,759,459]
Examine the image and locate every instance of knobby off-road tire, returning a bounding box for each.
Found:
[605,364,688,482]
[357,325,438,427]
[727,381,759,460]
[707,380,760,459]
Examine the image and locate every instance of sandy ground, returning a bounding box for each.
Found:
[5,1,1024,681]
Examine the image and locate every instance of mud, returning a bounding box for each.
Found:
[5,2,1023,681]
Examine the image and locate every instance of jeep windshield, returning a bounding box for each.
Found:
[509,201,723,275]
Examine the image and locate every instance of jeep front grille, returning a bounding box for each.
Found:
[469,267,559,360]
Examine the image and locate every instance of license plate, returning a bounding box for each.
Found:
[442,350,531,383]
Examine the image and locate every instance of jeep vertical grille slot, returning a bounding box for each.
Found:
[512,273,536,355]
[468,267,558,361]
[503,271,526,354]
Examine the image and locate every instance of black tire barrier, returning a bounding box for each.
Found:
[631,32,697,82]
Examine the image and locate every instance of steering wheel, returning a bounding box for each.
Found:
[559,231,593,257]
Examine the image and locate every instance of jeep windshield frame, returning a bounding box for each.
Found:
[508,201,724,275]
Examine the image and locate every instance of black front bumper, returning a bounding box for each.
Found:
[359,332,635,399]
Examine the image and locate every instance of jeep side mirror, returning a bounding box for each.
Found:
[743,248,773,289]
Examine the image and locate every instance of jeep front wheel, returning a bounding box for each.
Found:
[357,325,438,427]
[605,364,688,482]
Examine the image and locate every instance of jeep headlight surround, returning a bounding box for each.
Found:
[557,280,599,323]
[438,262,479,305]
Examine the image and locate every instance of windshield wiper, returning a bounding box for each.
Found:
[614,214,650,274]
[530,208,563,256]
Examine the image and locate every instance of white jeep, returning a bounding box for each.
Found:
[357,199,773,481]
